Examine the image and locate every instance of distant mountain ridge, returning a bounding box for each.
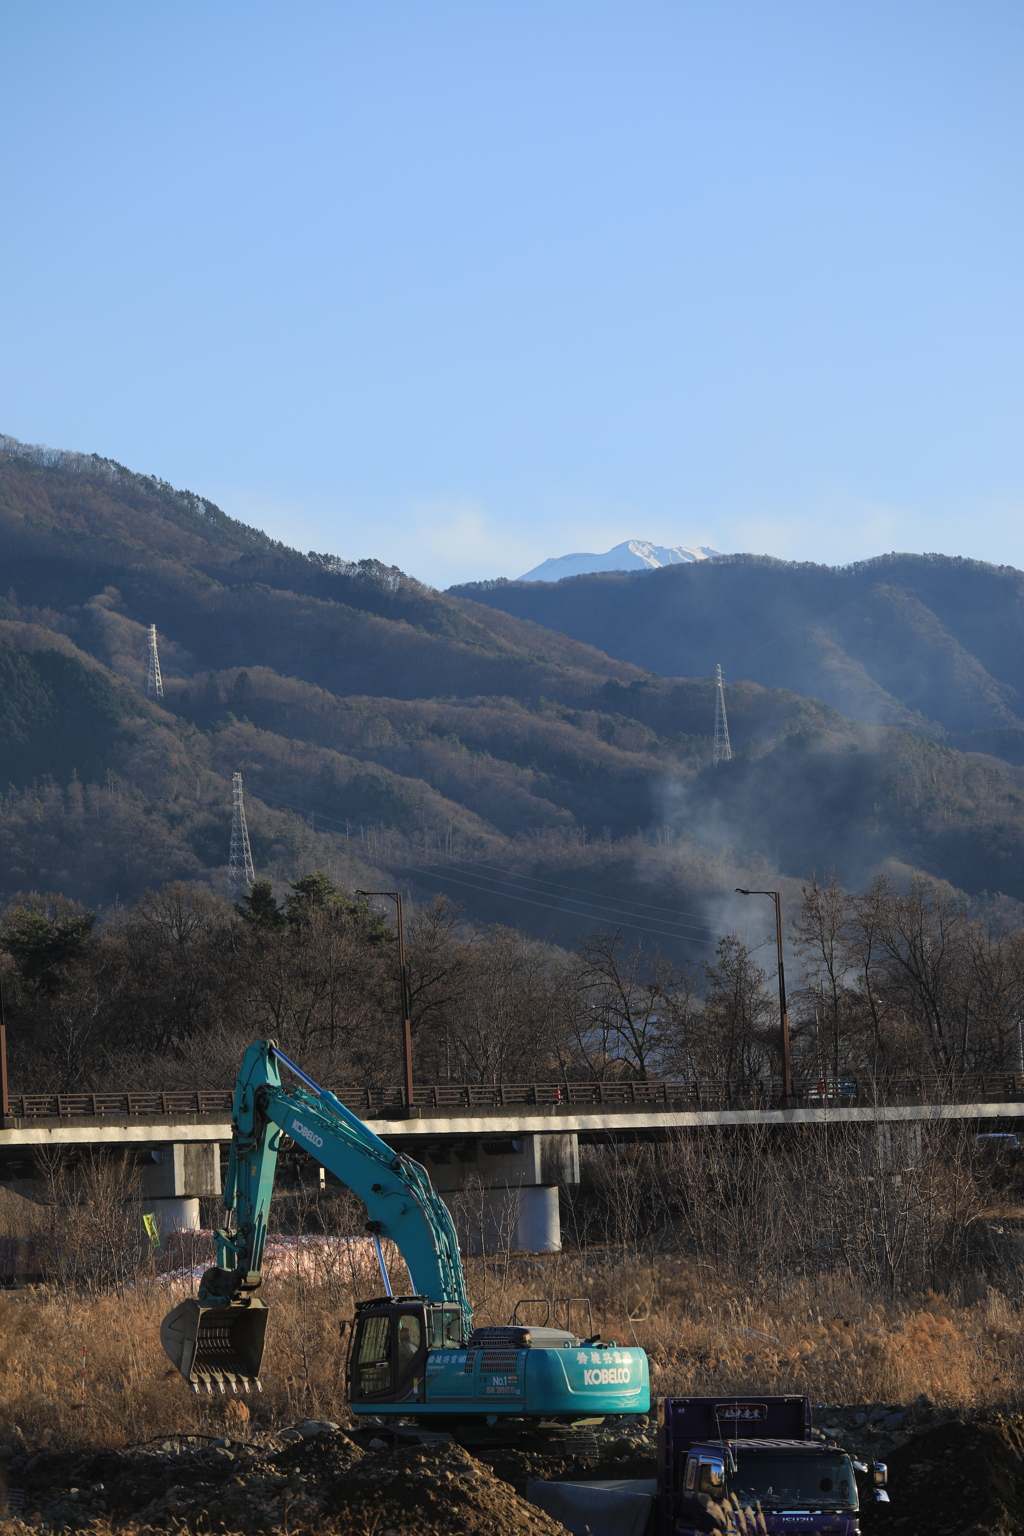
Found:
[519,538,719,581]
[5,434,1024,922]
[451,553,1024,743]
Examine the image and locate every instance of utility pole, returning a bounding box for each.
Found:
[713,663,732,764]
[229,773,255,889]
[146,624,164,699]
[735,888,792,1103]
[356,890,414,1107]
[0,977,8,1122]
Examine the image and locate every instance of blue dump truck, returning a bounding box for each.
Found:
[528,1395,889,1536]
[657,1396,888,1536]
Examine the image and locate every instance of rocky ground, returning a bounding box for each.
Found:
[0,1416,654,1536]
[798,1399,1024,1536]
[3,1403,1024,1535]
[810,1394,955,1459]
[857,1413,1024,1536]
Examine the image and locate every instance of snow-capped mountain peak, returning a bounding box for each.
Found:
[519,538,719,582]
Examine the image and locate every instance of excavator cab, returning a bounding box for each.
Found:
[348,1297,464,1405]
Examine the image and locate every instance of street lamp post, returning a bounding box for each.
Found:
[356,890,414,1108]
[735,888,792,1104]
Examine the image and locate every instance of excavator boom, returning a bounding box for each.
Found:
[161,1039,468,1392]
[161,1039,650,1423]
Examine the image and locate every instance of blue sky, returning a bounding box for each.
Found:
[3,2,1023,586]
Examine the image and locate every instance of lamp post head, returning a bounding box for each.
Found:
[735,888,750,895]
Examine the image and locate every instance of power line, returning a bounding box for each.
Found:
[250,788,722,946]
[441,857,716,924]
[427,860,717,939]
[385,861,720,947]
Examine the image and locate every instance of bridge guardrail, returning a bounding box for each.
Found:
[5,1074,1024,1120]
[6,1091,235,1119]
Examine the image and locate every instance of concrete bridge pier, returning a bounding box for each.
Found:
[140,1143,221,1237]
[422,1132,579,1255]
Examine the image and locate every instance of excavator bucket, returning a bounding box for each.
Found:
[160,1298,269,1394]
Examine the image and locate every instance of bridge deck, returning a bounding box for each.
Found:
[2,1098,1024,1149]
[6,1073,1023,1121]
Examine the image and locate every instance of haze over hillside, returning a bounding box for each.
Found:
[3,435,1024,944]
[453,555,1024,751]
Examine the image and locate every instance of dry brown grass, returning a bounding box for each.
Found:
[1,1252,1022,1452]
[0,1248,379,1449]
[574,1254,1024,1410]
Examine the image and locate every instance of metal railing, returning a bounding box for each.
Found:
[6,1091,234,1119]
[5,1073,1024,1120]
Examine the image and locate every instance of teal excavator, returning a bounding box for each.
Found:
[160,1039,650,1424]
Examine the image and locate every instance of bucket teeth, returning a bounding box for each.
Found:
[160,1298,268,1394]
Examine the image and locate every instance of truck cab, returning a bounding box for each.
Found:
[658,1397,885,1536]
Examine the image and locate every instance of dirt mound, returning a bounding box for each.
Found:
[861,1412,1024,1536]
[474,1438,654,1493]
[0,1427,568,1536]
[327,1440,567,1535]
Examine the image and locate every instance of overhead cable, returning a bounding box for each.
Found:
[442,857,715,924]
[250,791,722,946]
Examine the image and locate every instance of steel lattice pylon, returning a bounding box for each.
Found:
[229,772,255,889]
[146,624,164,698]
[713,662,732,764]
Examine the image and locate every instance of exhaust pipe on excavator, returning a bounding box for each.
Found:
[160,1298,269,1394]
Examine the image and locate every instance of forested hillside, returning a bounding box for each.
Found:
[4,435,1024,950]
[452,554,1024,745]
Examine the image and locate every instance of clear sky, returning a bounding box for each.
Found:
[3,2,1023,587]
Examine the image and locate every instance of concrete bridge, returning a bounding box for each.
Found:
[3,1077,1022,1253]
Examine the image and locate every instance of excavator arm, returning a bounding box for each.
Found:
[160,1038,470,1392]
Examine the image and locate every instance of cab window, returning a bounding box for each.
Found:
[355,1314,392,1396]
[429,1308,464,1348]
[396,1313,422,1372]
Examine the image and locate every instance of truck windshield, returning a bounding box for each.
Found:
[727,1453,858,1511]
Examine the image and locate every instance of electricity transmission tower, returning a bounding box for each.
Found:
[229,772,255,889]
[146,624,164,698]
[713,663,732,764]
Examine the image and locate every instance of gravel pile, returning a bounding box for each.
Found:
[15,1400,1023,1536]
[859,1412,1024,1536]
[468,1418,655,1493]
[810,1393,950,1458]
[326,1440,567,1536]
[0,1418,639,1536]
